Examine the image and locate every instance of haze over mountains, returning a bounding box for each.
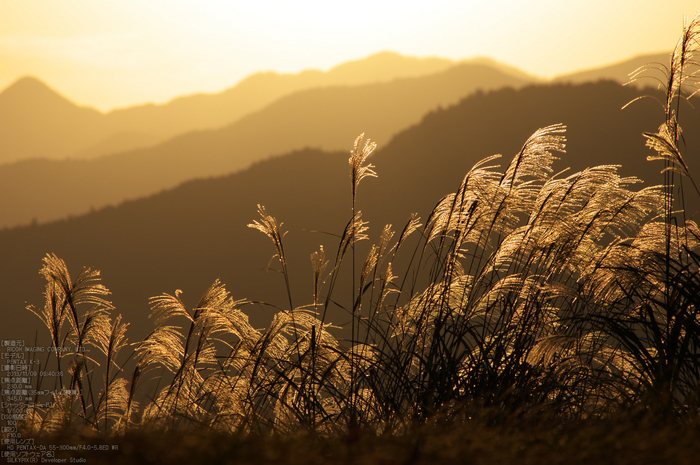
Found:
[0,61,535,229]
[0,51,667,164]
[0,50,670,166]
[0,52,535,165]
[2,79,698,344]
[553,52,670,86]
[0,51,678,230]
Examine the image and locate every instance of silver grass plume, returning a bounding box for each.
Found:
[248,205,294,311]
[27,254,114,355]
[396,213,422,252]
[311,246,329,307]
[626,13,700,112]
[335,211,370,265]
[350,133,378,205]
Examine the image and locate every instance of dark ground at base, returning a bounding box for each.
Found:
[11,415,700,465]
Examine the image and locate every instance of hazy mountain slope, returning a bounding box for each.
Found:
[98,52,464,145]
[0,52,475,164]
[470,56,545,82]
[553,52,672,86]
[0,50,682,166]
[0,63,531,229]
[2,81,697,345]
[366,82,698,229]
[0,77,104,163]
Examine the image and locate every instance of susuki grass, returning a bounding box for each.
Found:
[6,13,700,462]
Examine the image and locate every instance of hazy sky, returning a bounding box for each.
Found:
[1,1,698,111]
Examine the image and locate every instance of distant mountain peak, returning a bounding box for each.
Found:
[0,75,98,115]
[1,75,58,97]
[330,51,454,69]
[352,51,418,62]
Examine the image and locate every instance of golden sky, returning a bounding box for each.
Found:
[1,0,698,111]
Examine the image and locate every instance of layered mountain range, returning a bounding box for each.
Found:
[0,51,675,230]
[2,76,697,344]
[0,52,537,165]
[0,61,534,228]
[3,49,699,344]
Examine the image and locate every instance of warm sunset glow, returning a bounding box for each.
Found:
[3,0,700,455]
[0,1,698,110]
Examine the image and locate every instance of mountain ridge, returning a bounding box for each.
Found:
[0,61,533,229]
[2,80,697,344]
[0,50,673,165]
[0,52,473,164]
[553,52,674,86]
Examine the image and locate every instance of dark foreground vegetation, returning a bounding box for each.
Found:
[25,411,700,464]
[3,15,700,464]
